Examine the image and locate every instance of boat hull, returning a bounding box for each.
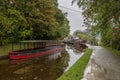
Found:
[9,46,65,59]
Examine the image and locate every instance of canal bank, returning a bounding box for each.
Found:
[57,48,93,80]
[0,55,8,60]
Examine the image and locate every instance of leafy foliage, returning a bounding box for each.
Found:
[0,0,70,45]
[75,30,98,45]
[75,0,120,50]
[55,9,70,39]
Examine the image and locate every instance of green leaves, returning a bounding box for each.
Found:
[76,0,120,50]
[0,0,70,45]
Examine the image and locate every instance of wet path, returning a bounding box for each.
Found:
[82,46,120,80]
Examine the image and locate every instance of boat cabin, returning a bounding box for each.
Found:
[9,40,65,59]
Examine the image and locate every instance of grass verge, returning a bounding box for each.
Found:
[0,43,20,56]
[57,48,93,80]
[106,47,120,58]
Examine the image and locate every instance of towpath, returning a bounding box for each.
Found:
[82,46,120,80]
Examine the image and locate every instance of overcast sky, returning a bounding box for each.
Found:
[58,0,86,35]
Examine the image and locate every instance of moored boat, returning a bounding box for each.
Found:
[9,40,65,59]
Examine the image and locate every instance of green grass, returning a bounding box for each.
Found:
[0,43,20,56]
[57,48,93,80]
[106,47,120,58]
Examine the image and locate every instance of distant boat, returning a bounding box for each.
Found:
[9,40,65,59]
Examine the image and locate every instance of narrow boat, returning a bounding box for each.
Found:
[9,40,65,59]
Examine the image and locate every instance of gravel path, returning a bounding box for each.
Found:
[82,46,120,80]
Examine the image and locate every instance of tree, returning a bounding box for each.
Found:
[0,0,70,45]
[55,9,70,39]
[75,0,120,50]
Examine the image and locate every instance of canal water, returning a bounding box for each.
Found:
[0,45,84,80]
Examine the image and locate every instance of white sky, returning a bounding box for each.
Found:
[58,0,87,35]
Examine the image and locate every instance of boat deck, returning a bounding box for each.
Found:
[16,46,62,55]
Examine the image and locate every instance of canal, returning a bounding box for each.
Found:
[0,45,84,80]
[0,0,86,79]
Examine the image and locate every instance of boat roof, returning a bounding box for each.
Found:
[19,40,62,43]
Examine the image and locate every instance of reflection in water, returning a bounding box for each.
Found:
[67,44,84,54]
[0,45,85,80]
[65,45,84,71]
[0,48,69,80]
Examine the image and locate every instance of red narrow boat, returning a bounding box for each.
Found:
[9,40,65,59]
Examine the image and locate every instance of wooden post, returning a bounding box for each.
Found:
[12,42,14,51]
[24,42,25,50]
[20,42,21,50]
